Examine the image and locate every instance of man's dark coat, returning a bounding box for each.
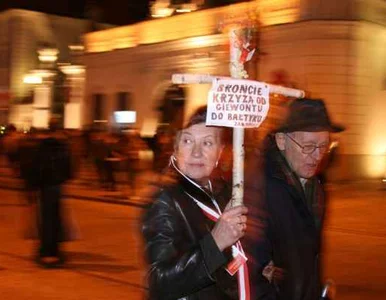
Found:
[251,136,325,300]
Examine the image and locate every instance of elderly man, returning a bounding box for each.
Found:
[254,98,343,299]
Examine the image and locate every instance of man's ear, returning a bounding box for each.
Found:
[275,133,286,151]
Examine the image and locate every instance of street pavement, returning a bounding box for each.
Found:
[0,157,385,299]
[322,185,386,299]
[0,189,146,300]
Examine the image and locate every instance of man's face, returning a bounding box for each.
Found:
[276,131,330,179]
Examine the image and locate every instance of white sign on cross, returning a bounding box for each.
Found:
[206,78,270,128]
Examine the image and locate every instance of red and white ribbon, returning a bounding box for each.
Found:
[171,158,250,300]
[185,191,250,300]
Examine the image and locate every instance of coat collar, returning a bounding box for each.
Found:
[159,164,226,241]
[264,135,323,229]
[166,161,220,207]
[265,135,306,199]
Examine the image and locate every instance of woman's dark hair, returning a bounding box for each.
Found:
[174,105,227,150]
[183,105,207,129]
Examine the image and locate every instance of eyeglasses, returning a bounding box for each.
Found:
[285,134,329,155]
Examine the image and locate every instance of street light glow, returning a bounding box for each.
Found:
[69,45,85,51]
[152,8,175,18]
[38,48,59,62]
[23,75,42,84]
[176,4,197,14]
[151,0,175,18]
[59,65,85,76]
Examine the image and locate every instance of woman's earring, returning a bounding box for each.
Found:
[169,155,176,166]
[215,161,219,168]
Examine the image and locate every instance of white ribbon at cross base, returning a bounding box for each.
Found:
[185,191,250,300]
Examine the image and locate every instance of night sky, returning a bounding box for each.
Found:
[0,1,249,25]
[0,0,151,25]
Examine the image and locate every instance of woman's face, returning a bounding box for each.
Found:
[175,123,223,185]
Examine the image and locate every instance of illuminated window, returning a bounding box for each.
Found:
[93,93,105,121]
[116,92,132,111]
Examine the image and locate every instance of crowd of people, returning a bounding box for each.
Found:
[0,120,169,268]
[1,97,342,299]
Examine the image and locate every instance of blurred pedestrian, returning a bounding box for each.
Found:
[127,129,151,192]
[18,128,40,204]
[34,119,72,267]
[142,106,248,299]
[91,131,110,189]
[17,129,40,241]
[103,133,119,191]
[2,124,21,174]
[253,98,344,299]
[110,130,136,193]
[153,125,174,173]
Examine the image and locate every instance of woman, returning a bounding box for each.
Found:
[142,106,248,300]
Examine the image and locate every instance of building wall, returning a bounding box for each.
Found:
[82,34,230,131]
[0,9,113,127]
[299,0,386,25]
[0,13,11,123]
[82,0,385,180]
[83,19,385,180]
[257,20,386,180]
[0,13,10,89]
[5,9,107,100]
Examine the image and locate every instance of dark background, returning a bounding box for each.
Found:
[0,0,250,25]
[0,0,150,25]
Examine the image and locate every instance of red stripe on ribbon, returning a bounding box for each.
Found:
[196,202,250,300]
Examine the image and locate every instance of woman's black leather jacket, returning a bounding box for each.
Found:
[142,169,237,300]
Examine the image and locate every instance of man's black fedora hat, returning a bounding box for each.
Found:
[275,98,344,133]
